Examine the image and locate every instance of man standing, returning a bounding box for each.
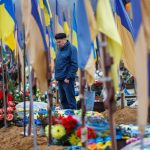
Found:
[55,33,78,109]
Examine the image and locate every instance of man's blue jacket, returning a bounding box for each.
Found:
[55,41,78,81]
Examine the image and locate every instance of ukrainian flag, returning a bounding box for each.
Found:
[71,3,78,49]
[116,0,135,76]
[63,12,70,36]
[76,0,97,85]
[96,0,123,92]
[55,0,64,33]
[131,0,149,133]
[0,0,15,40]
[22,0,48,93]
[0,0,16,51]
[5,32,16,51]
[39,0,52,27]
[49,21,56,60]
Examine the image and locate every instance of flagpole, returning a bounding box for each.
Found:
[4,63,8,127]
[28,70,36,136]
[26,55,38,150]
[46,40,53,146]
[98,33,117,150]
[23,27,26,136]
[0,41,7,128]
[18,53,21,92]
[3,64,7,128]
[120,74,125,109]
[80,70,87,149]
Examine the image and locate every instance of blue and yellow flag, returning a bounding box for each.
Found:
[0,0,16,51]
[131,0,149,133]
[0,0,15,40]
[71,3,78,49]
[22,0,48,93]
[116,0,135,76]
[49,21,56,60]
[5,32,16,51]
[55,0,64,33]
[76,0,97,85]
[39,0,52,27]
[63,12,70,36]
[96,0,123,92]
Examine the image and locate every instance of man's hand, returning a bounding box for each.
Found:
[64,79,69,84]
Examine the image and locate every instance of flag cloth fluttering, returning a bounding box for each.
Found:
[39,0,52,27]
[96,0,123,92]
[76,0,97,85]
[71,3,78,49]
[0,0,16,51]
[55,0,64,33]
[22,0,48,93]
[131,0,148,133]
[63,12,70,36]
[116,0,135,76]
[0,0,15,40]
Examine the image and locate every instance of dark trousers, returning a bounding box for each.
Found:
[58,79,77,109]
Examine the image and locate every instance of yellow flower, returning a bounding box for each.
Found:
[69,134,81,146]
[77,141,82,146]
[88,143,97,150]
[97,142,103,149]
[45,124,66,139]
[103,141,111,149]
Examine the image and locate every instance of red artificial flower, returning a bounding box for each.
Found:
[7,93,13,101]
[76,126,96,140]
[52,115,63,125]
[62,115,77,134]
[26,91,29,97]
[6,114,13,121]
[7,107,14,113]
[0,90,3,100]
[7,101,15,107]
[0,114,3,120]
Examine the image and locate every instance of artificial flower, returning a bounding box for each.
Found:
[7,107,14,113]
[103,141,111,149]
[7,101,15,107]
[26,91,29,97]
[97,142,103,149]
[7,93,13,101]
[88,143,97,150]
[45,124,66,140]
[52,115,63,125]
[76,126,96,140]
[62,115,77,134]
[0,90,3,99]
[69,134,81,146]
[6,114,13,121]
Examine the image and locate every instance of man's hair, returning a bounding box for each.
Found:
[55,33,67,40]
